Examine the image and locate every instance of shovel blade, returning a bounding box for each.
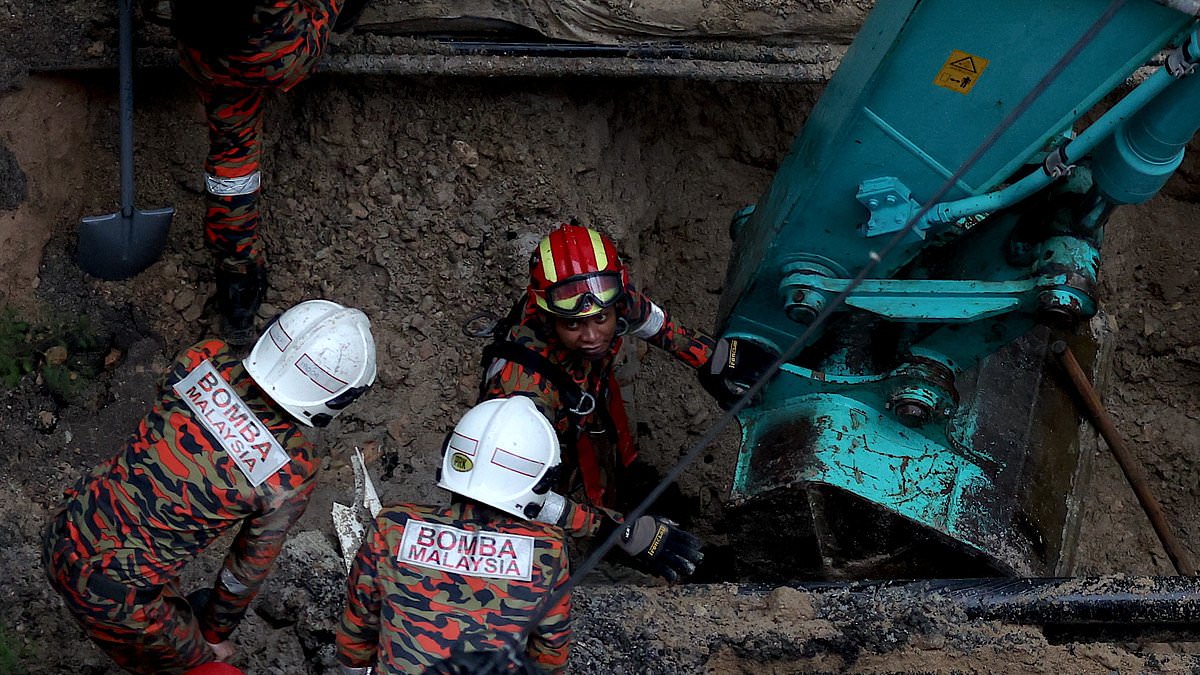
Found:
[78,206,174,280]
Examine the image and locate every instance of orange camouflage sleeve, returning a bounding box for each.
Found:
[337,520,385,667]
[557,498,627,539]
[482,359,565,430]
[623,288,715,369]
[200,478,317,642]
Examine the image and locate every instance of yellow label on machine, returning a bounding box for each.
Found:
[933,50,989,95]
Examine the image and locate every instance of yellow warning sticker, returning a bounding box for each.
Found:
[933,49,989,95]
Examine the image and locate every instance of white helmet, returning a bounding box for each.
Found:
[245,299,377,427]
[437,397,561,519]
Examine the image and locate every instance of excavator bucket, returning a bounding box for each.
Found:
[713,0,1200,580]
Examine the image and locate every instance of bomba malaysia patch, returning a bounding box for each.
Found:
[173,360,290,487]
[398,520,535,581]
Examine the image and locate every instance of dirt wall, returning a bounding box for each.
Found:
[3,52,1200,672]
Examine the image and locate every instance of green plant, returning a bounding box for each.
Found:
[0,306,111,402]
[0,623,27,675]
[0,308,36,387]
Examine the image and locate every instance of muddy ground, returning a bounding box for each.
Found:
[6,20,1200,675]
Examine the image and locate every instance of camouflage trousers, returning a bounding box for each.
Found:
[42,514,214,675]
[177,0,342,262]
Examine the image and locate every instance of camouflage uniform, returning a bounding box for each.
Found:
[337,502,572,674]
[42,339,317,674]
[175,0,342,265]
[480,288,714,536]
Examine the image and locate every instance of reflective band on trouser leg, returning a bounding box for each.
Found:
[205,172,261,197]
[219,567,250,595]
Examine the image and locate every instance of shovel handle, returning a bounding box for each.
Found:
[118,0,135,218]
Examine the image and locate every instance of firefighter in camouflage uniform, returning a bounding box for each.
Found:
[336,396,572,675]
[477,223,773,582]
[43,299,377,674]
[171,0,369,345]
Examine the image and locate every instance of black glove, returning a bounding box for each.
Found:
[698,337,777,408]
[616,515,703,582]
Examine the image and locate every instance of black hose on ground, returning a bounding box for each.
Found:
[735,576,1200,642]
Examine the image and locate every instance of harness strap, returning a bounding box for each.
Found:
[479,341,591,417]
[475,295,637,506]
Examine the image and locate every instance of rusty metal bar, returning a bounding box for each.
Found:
[1051,340,1196,576]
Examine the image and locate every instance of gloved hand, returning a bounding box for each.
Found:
[698,337,777,408]
[617,515,703,582]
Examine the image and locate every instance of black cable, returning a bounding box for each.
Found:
[513,0,1133,649]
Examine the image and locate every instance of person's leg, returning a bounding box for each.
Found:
[199,84,269,346]
[44,526,211,674]
[273,0,342,90]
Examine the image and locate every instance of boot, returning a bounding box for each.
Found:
[333,0,372,33]
[214,256,268,348]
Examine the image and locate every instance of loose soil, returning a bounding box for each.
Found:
[5,26,1200,675]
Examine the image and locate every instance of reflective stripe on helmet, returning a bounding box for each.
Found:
[245,299,377,427]
[537,235,559,284]
[536,224,615,284]
[437,397,561,520]
[205,171,261,196]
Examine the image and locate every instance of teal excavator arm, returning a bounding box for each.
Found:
[717,0,1200,580]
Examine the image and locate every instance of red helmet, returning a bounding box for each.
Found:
[528,224,630,318]
[184,664,245,675]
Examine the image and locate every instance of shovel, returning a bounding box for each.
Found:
[79,0,173,280]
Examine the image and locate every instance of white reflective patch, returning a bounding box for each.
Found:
[205,171,261,196]
[448,430,479,457]
[491,446,544,478]
[173,360,290,487]
[219,568,250,595]
[629,302,666,339]
[267,319,292,352]
[296,354,348,394]
[398,520,534,581]
[484,358,507,381]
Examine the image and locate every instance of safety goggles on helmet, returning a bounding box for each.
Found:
[540,271,624,318]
